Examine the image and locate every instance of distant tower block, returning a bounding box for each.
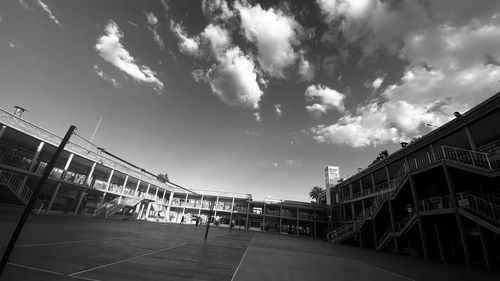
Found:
[13,106,28,118]
[325,166,340,205]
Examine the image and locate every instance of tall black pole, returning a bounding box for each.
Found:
[204,197,215,240]
[0,125,76,277]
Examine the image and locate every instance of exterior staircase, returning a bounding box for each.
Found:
[95,196,142,219]
[328,145,500,243]
[0,170,44,214]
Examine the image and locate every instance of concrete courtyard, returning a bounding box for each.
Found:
[0,205,498,281]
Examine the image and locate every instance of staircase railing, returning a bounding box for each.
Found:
[436,146,492,170]
[457,192,500,223]
[378,225,393,249]
[417,195,453,212]
[0,170,44,214]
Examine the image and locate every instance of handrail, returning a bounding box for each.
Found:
[458,192,500,222]
[0,170,44,214]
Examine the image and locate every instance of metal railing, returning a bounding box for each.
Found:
[0,170,44,214]
[458,192,500,223]
[417,195,453,212]
[378,225,393,248]
[436,146,492,170]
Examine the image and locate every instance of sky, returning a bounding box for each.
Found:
[1,0,499,202]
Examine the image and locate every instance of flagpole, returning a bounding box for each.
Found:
[87,115,103,150]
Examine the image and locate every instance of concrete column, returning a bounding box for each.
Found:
[105,170,115,191]
[122,175,129,194]
[137,203,145,219]
[388,200,399,253]
[429,144,436,162]
[135,202,141,216]
[198,195,203,216]
[361,200,366,217]
[19,141,45,194]
[359,179,363,193]
[146,183,150,194]
[350,203,355,220]
[385,166,391,184]
[313,209,316,238]
[464,126,476,151]
[134,180,141,194]
[433,219,445,261]
[0,125,6,139]
[477,223,491,268]
[279,205,283,233]
[359,228,364,248]
[46,183,61,213]
[166,192,174,219]
[154,186,159,199]
[371,219,378,248]
[161,189,166,204]
[145,202,152,220]
[409,173,429,260]
[349,183,353,198]
[74,191,86,215]
[86,162,97,186]
[443,164,471,266]
[229,197,235,229]
[296,207,299,236]
[214,196,220,217]
[246,201,250,229]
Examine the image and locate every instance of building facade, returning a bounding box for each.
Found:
[0,107,327,238]
[327,92,500,268]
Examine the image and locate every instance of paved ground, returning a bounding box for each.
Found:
[0,204,498,281]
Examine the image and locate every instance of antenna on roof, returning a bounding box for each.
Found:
[13,106,28,117]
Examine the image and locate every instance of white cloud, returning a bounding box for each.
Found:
[208,47,263,109]
[201,24,230,56]
[254,112,262,121]
[312,0,500,148]
[372,76,384,90]
[305,84,345,116]
[298,56,315,81]
[95,21,164,93]
[235,2,301,78]
[201,0,234,21]
[145,12,158,25]
[94,65,120,88]
[274,104,282,118]
[145,12,164,49]
[170,21,200,56]
[36,0,62,27]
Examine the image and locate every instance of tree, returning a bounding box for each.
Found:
[372,149,389,163]
[309,186,325,203]
[157,173,169,183]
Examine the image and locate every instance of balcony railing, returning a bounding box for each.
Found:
[417,195,453,212]
[458,192,500,223]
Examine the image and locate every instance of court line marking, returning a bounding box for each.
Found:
[8,262,65,276]
[67,241,188,277]
[360,261,415,281]
[15,237,125,248]
[230,233,255,281]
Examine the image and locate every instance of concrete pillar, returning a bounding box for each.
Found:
[214,196,220,217]
[477,223,491,268]
[443,164,471,266]
[161,189,166,204]
[122,175,129,194]
[361,200,366,217]
[154,186,159,199]
[137,203,145,219]
[198,195,203,216]
[134,180,141,195]
[229,197,235,229]
[429,144,436,162]
[145,202,152,220]
[350,203,355,220]
[19,141,45,194]
[46,183,61,213]
[74,191,86,215]
[409,173,429,260]
[371,219,378,248]
[464,126,476,151]
[86,162,97,186]
[388,200,399,253]
[359,228,364,248]
[349,183,353,198]
[166,192,174,220]
[105,170,115,191]
[296,207,299,236]
[0,125,6,139]
[433,219,445,261]
[146,183,150,194]
[371,173,376,188]
[246,201,250,229]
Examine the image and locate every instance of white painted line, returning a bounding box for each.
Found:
[68,241,188,277]
[362,261,415,281]
[16,238,118,248]
[8,262,65,276]
[230,233,255,281]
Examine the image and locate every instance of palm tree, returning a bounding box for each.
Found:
[309,186,325,203]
